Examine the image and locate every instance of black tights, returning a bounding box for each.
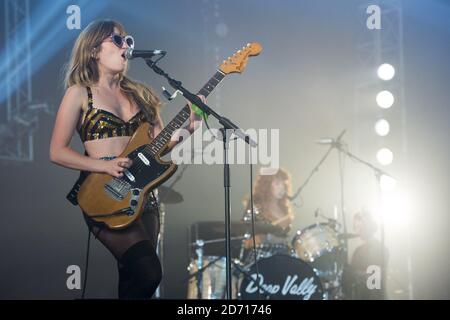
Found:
[84,209,162,299]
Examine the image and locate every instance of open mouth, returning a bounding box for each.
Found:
[120,52,126,60]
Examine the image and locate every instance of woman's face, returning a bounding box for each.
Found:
[96,27,130,74]
[271,178,286,200]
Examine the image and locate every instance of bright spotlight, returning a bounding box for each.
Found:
[378,191,411,228]
[375,119,390,136]
[377,63,396,81]
[379,174,397,192]
[376,148,394,165]
[376,90,395,109]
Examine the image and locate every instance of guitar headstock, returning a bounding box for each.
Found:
[219,42,262,75]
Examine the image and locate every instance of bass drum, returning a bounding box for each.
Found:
[238,255,324,300]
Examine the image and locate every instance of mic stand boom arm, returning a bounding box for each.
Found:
[289,129,346,202]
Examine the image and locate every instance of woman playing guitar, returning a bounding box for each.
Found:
[49,19,204,299]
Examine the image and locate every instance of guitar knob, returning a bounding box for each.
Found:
[132,189,139,196]
[130,200,138,207]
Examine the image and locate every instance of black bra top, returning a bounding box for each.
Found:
[77,86,147,142]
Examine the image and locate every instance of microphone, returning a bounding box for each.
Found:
[316,129,346,145]
[316,138,335,145]
[125,48,166,60]
[314,208,321,218]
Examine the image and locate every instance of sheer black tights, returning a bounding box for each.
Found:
[84,210,162,299]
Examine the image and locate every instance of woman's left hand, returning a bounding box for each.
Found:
[186,94,207,122]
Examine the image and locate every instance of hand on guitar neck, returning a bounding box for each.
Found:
[162,94,207,156]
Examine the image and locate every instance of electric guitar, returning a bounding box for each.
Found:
[78,43,262,229]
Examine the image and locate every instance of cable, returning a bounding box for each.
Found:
[248,141,262,300]
[81,228,91,299]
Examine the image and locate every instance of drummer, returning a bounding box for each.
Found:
[241,168,295,259]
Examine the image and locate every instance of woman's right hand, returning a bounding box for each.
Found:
[102,157,133,178]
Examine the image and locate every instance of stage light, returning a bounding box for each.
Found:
[379,174,397,192]
[0,0,106,105]
[376,148,394,165]
[376,90,395,109]
[377,191,411,228]
[375,119,390,136]
[377,63,395,81]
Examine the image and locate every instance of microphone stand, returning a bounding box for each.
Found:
[289,143,334,204]
[144,58,257,300]
[289,129,349,288]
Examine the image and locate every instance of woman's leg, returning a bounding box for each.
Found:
[85,214,162,299]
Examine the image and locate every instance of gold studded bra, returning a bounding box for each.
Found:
[78,86,147,142]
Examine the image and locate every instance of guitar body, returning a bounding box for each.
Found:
[78,122,177,229]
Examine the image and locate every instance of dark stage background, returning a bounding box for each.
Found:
[0,0,449,299]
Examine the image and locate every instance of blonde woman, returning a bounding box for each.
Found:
[50,19,203,299]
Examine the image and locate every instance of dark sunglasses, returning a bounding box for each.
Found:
[106,33,135,49]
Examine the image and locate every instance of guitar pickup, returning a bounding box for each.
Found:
[138,152,150,166]
[124,169,135,182]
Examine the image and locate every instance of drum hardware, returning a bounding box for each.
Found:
[187,238,274,299]
[187,236,247,299]
[155,164,188,299]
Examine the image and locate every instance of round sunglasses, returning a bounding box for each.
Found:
[105,33,135,49]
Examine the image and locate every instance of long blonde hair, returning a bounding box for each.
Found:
[64,19,160,124]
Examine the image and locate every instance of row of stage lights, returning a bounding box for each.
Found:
[375,63,396,167]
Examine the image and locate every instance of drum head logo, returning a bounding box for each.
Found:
[245,274,319,300]
[240,255,324,300]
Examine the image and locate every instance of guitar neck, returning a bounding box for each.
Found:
[147,70,226,155]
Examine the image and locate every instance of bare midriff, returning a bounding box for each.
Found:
[83,136,132,159]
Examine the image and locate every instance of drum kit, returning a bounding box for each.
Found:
[186,216,357,300]
[154,132,388,300]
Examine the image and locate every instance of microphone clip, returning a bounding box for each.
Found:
[162,86,183,101]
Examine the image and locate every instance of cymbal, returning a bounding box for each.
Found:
[245,221,286,236]
[158,186,183,204]
[338,233,359,240]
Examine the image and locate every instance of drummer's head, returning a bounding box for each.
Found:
[353,209,378,240]
[255,168,292,200]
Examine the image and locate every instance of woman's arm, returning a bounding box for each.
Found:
[49,85,131,177]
